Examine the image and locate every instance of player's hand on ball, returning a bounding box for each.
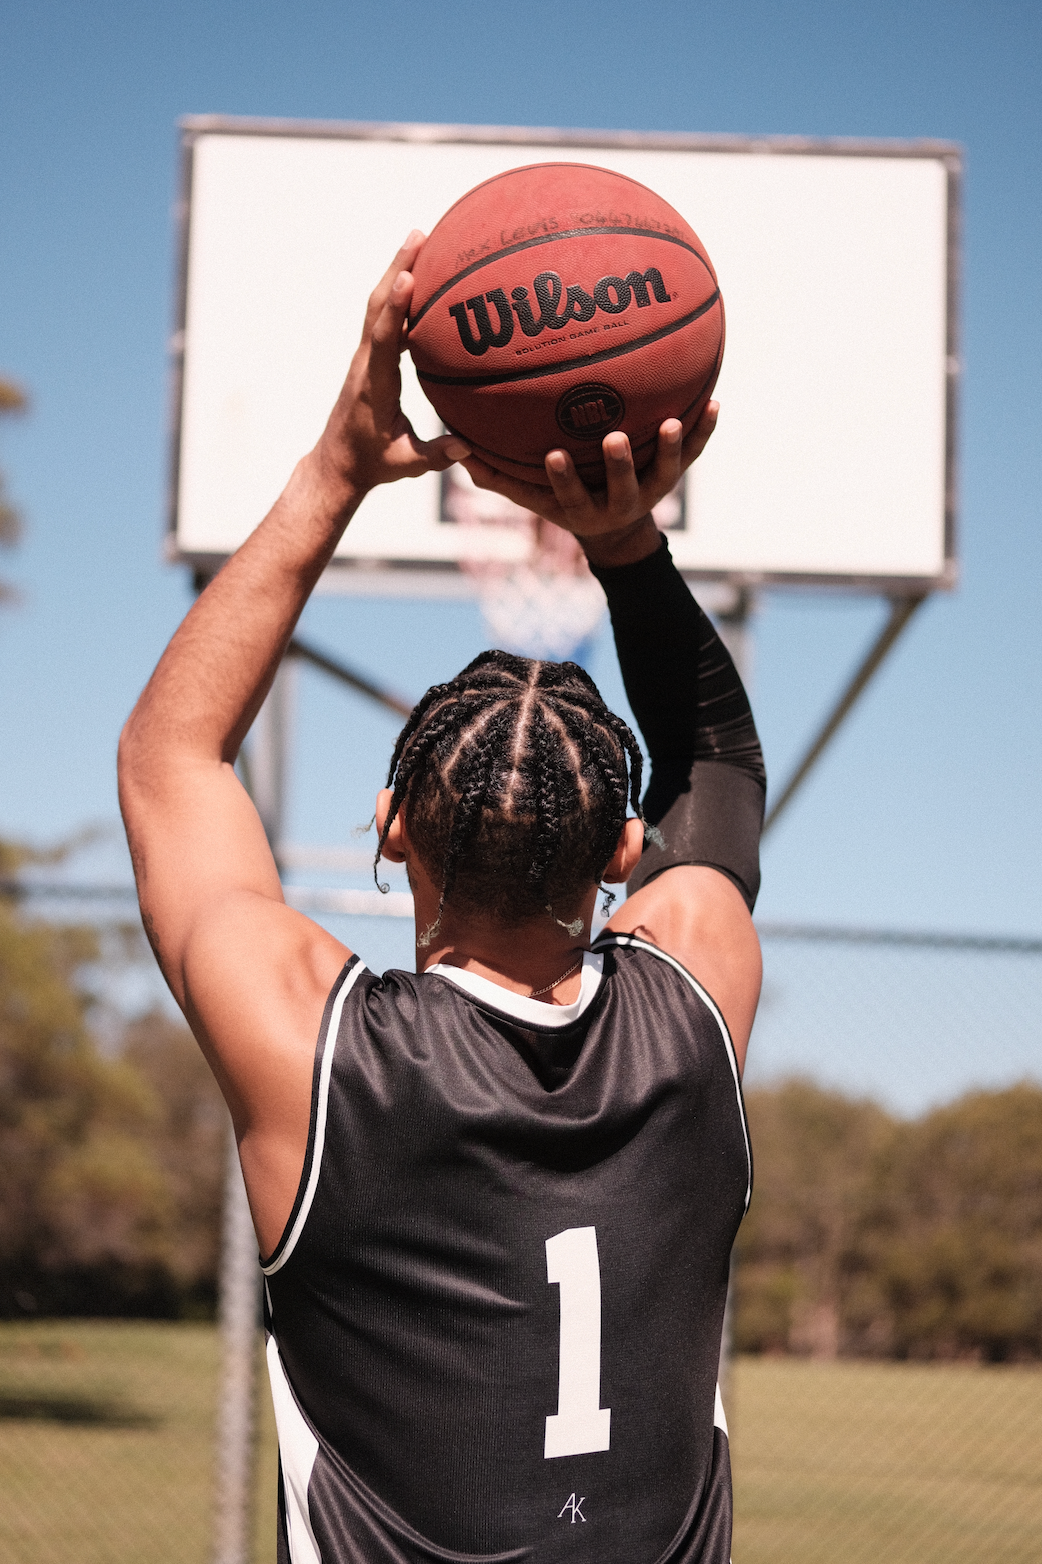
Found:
[461,404,718,541]
[315,233,470,496]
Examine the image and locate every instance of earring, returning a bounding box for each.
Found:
[417,893,445,950]
[545,905,585,937]
[416,914,443,950]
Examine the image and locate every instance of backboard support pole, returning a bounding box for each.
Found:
[286,635,413,719]
[250,659,296,863]
[762,594,927,836]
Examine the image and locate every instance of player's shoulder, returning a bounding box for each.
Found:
[323,956,504,1038]
[604,866,761,1066]
[594,929,729,1022]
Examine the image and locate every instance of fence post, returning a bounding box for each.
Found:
[212,1126,260,1564]
[212,667,294,1564]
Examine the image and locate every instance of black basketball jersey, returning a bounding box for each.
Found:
[262,933,751,1564]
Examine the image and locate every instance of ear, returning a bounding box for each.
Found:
[374,787,408,863]
[602,817,646,885]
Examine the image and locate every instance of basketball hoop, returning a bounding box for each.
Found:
[441,464,685,664]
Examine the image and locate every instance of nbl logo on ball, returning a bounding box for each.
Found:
[556,383,626,440]
[448,267,671,356]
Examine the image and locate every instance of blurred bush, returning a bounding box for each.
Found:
[736,1079,1042,1362]
[0,856,225,1319]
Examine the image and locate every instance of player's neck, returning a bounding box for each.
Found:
[412,876,597,1005]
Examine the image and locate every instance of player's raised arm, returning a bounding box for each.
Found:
[117,234,469,1247]
[587,512,764,1065]
[119,232,465,1000]
[465,409,764,1063]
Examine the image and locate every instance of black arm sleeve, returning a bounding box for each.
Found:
[589,533,766,910]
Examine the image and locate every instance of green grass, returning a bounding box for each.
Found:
[1,1324,1039,1563]
[730,1356,1042,1564]
[0,1320,279,1564]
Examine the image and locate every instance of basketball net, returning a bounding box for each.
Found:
[443,464,688,663]
[442,465,607,663]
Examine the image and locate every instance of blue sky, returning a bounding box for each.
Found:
[1,0,1040,986]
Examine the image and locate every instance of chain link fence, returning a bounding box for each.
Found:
[1,917,1039,1563]
[0,1318,279,1564]
[731,924,1042,1564]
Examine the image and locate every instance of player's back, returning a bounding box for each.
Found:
[263,934,751,1564]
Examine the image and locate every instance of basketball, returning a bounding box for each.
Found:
[407,162,724,486]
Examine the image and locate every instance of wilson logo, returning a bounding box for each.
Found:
[556,383,625,440]
[448,267,670,357]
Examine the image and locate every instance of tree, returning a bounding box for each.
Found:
[861,1085,1042,1361]
[734,1078,1042,1362]
[0,889,164,1312]
[734,1079,894,1356]
[122,1007,226,1312]
[0,851,226,1317]
[0,376,27,604]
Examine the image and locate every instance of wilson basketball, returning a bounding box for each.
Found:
[408,162,724,486]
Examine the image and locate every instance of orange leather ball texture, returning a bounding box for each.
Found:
[408,162,725,486]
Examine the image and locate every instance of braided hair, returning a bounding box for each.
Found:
[375,651,645,937]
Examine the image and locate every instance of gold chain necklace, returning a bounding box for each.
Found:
[530,956,584,999]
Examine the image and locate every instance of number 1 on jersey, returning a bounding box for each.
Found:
[544,1226,612,1459]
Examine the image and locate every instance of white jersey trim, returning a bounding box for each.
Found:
[425,950,605,1028]
[593,933,752,1211]
[714,1383,729,1437]
[266,1334,321,1564]
[262,959,367,1276]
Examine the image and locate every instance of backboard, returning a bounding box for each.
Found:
[168,118,959,595]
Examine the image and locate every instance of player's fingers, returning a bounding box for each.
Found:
[381,417,463,480]
[544,449,597,525]
[461,456,558,517]
[363,235,423,332]
[362,232,425,337]
[637,418,685,506]
[370,270,413,348]
[419,432,472,472]
[679,400,719,467]
[367,271,414,398]
[601,431,642,515]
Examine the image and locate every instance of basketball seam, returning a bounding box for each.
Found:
[427,161,673,230]
[444,420,654,472]
[410,227,714,328]
[446,420,658,471]
[416,291,721,389]
[677,350,725,424]
[443,353,720,473]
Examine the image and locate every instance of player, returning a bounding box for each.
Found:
[118,233,764,1564]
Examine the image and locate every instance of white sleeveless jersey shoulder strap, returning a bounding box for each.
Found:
[262,959,367,1276]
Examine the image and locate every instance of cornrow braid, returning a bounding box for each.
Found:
[383,680,454,783]
[373,696,488,890]
[438,701,515,909]
[528,708,565,895]
[376,650,648,931]
[549,703,630,878]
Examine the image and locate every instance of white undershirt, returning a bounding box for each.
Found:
[424,950,605,1028]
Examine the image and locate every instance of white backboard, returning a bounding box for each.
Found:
[169,119,959,593]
